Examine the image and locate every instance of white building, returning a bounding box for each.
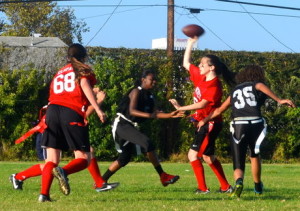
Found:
[152,38,198,50]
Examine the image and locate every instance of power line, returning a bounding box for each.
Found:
[190,13,236,51]
[86,0,123,46]
[216,0,300,11]
[237,3,295,53]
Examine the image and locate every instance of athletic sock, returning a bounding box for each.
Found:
[254,182,262,192]
[190,159,208,191]
[87,158,105,187]
[209,159,230,190]
[15,164,42,181]
[236,178,243,185]
[62,158,88,175]
[102,169,115,182]
[154,164,164,176]
[41,161,57,196]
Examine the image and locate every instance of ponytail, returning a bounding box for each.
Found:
[67,43,94,82]
[205,54,236,87]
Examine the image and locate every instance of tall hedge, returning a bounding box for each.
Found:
[0,47,299,161]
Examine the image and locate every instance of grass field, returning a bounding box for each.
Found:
[0,161,299,211]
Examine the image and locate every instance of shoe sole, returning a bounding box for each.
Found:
[95,183,120,192]
[230,184,243,198]
[9,174,22,190]
[162,175,180,187]
[52,168,70,195]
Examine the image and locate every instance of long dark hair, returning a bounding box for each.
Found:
[67,43,94,82]
[236,65,266,84]
[204,54,236,86]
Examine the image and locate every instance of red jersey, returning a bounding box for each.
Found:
[189,64,222,122]
[48,63,96,117]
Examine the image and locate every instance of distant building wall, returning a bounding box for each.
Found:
[152,38,198,50]
[0,36,67,73]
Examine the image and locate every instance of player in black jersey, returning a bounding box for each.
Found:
[197,65,295,197]
[101,69,183,187]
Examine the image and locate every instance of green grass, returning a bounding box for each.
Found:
[1,162,300,211]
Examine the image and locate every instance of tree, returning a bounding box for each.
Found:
[0,1,89,45]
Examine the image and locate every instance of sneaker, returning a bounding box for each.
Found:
[219,185,233,193]
[195,189,210,194]
[254,182,264,195]
[160,172,180,187]
[230,184,244,198]
[95,182,120,192]
[52,167,70,195]
[9,174,23,190]
[38,194,51,202]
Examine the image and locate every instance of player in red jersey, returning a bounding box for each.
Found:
[9,43,108,202]
[197,65,296,197]
[10,88,119,196]
[169,37,235,194]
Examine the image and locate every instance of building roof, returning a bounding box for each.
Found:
[0,36,67,47]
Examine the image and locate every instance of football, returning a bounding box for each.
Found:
[182,24,205,38]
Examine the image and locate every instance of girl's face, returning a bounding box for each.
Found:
[141,73,156,90]
[198,57,213,75]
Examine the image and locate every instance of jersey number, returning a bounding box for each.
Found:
[53,72,75,94]
[233,86,257,109]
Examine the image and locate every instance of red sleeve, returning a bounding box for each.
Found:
[82,73,97,87]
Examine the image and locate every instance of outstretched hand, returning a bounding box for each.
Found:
[278,99,296,108]
[96,109,106,123]
[170,110,185,118]
[169,99,181,110]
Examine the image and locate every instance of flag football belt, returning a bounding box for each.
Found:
[230,118,267,154]
[112,113,139,153]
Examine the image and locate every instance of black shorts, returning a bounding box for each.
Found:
[230,119,266,170]
[190,121,222,156]
[41,104,90,152]
[115,120,155,153]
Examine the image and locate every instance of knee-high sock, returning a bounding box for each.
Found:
[62,158,88,175]
[15,164,42,181]
[209,159,230,190]
[87,158,105,187]
[190,159,208,191]
[41,161,56,196]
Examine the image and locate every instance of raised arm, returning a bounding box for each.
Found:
[183,37,198,71]
[255,83,296,107]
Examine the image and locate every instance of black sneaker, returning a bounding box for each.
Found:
[38,194,51,202]
[195,189,210,194]
[52,167,70,195]
[95,182,120,192]
[218,185,233,193]
[230,184,244,198]
[254,182,264,195]
[9,174,23,190]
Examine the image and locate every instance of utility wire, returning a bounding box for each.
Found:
[238,3,295,53]
[216,0,300,11]
[191,13,236,51]
[85,0,123,46]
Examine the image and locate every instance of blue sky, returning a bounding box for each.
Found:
[60,0,300,53]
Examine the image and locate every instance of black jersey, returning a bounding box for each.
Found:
[116,86,155,123]
[230,82,267,118]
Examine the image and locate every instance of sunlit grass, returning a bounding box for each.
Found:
[1,162,299,210]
